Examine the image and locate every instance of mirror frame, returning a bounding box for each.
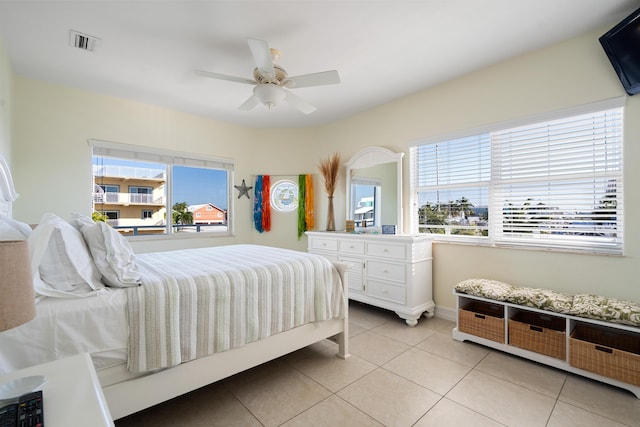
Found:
[345,147,404,232]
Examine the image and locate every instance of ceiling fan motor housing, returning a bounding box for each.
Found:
[253,64,288,85]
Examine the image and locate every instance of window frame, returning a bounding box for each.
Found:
[89,139,235,241]
[409,98,625,255]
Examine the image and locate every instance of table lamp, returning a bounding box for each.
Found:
[0,240,35,331]
[0,239,42,401]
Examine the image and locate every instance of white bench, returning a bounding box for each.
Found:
[453,278,640,398]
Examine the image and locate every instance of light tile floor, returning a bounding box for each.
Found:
[115,301,640,427]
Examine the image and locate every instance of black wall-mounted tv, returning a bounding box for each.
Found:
[599,8,640,96]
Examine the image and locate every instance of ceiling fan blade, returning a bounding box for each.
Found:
[285,70,340,89]
[238,95,260,111]
[284,90,317,115]
[247,38,275,78]
[195,70,256,85]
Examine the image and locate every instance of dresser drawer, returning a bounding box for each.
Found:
[366,242,406,260]
[367,261,405,283]
[309,237,338,252]
[367,279,405,304]
[312,252,338,262]
[339,239,365,255]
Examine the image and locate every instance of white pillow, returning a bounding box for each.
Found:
[71,214,141,288]
[28,213,104,297]
[0,214,31,240]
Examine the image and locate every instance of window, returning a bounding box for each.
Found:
[102,211,119,221]
[90,140,234,238]
[128,186,153,204]
[411,100,624,254]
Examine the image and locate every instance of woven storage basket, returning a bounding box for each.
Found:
[459,301,505,343]
[570,324,640,386]
[509,311,566,359]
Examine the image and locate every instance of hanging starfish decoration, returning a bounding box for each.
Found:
[234,179,253,199]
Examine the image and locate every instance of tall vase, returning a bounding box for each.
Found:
[326,196,336,231]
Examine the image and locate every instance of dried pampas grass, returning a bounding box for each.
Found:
[318,152,340,196]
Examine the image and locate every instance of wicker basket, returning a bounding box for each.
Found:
[508,311,566,359]
[570,324,640,386]
[459,301,505,343]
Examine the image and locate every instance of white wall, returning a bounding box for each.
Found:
[6,24,640,312]
[0,38,11,163]
[315,24,640,309]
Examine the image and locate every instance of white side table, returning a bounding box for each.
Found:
[0,353,114,426]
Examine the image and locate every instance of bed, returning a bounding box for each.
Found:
[0,158,349,420]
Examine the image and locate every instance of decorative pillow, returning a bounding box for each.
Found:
[27,213,104,297]
[571,294,640,327]
[506,287,574,314]
[0,214,32,240]
[69,212,93,230]
[454,278,515,301]
[72,214,141,288]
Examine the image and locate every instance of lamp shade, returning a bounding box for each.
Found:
[253,84,286,109]
[0,240,35,331]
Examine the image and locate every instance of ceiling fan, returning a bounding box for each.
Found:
[195,38,340,115]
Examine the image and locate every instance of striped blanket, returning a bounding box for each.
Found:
[126,244,345,373]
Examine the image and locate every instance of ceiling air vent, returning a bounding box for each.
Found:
[69,30,100,52]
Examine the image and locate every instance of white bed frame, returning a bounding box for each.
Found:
[0,156,350,420]
[103,263,350,420]
[0,155,19,217]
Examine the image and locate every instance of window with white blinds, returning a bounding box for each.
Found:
[89,139,234,238]
[412,134,491,237]
[410,102,624,254]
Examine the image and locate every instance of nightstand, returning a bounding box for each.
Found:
[0,353,114,426]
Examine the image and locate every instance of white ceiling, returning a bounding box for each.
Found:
[0,1,637,128]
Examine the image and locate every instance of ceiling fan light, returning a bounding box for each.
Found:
[253,84,286,109]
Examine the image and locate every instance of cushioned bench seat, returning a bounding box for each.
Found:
[455,278,640,327]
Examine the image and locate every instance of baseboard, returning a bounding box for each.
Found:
[434,305,456,323]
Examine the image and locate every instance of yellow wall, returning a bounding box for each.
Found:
[313,24,640,310]
[4,24,640,313]
[0,38,11,163]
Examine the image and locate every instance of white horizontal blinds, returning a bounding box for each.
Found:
[90,140,234,171]
[351,177,381,187]
[415,133,491,188]
[413,133,490,236]
[492,107,623,253]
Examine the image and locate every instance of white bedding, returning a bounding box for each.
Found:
[0,288,128,374]
[0,244,345,379]
[128,244,345,373]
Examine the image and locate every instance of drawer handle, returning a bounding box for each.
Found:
[474,314,486,320]
[595,345,613,354]
[530,326,543,333]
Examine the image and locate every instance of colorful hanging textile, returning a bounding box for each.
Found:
[297,174,315,239]
[262,175,271,232]
[305,174,314,230]
[254,175,272,233]
[298,174,306,238]
[254,175,264,233]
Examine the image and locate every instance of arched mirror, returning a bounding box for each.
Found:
[345,147,404,232]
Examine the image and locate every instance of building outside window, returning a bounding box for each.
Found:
[90,140,234,237]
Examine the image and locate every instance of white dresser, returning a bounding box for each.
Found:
[306,231,434,326]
